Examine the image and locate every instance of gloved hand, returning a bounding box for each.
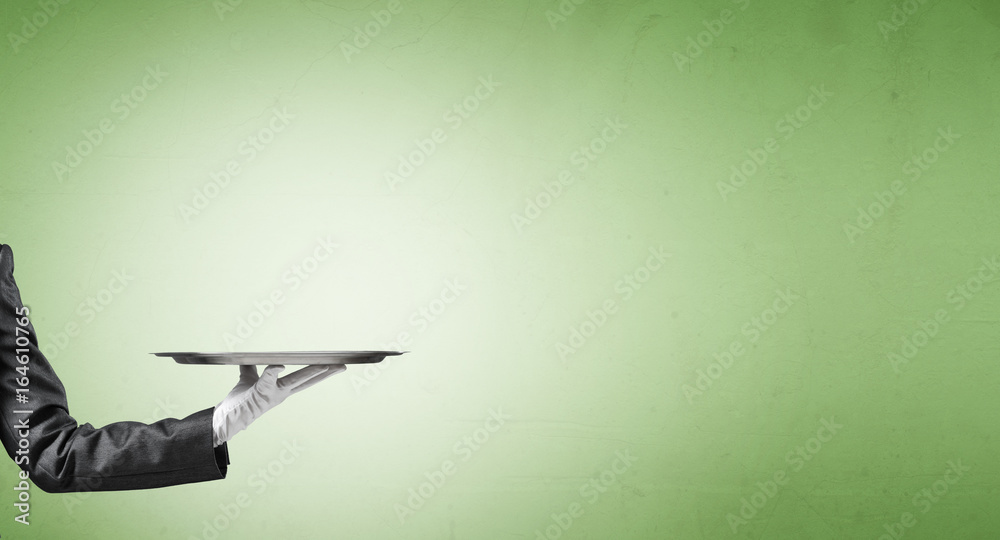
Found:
[213,364,345,446]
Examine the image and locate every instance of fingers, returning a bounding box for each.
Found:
[287,365,343,394]
[278,364,346,394]
[257,365,286,391]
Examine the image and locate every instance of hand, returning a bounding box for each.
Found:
[212,364,345,446]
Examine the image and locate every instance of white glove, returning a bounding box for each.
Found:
[212,364,345,446]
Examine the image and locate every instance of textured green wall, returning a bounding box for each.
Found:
[1,0,999,538]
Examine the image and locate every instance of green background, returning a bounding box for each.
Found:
[2,0,999,538]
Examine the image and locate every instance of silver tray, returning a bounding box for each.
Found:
[153,351,405,365]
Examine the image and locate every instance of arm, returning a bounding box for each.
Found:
[0,244,228,493]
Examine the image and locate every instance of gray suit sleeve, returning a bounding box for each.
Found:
[0,244,229,492]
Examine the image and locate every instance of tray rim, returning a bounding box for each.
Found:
[152,351,407,365]
[153,351,407,357]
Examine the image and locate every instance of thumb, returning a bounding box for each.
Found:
[238,365,259,384]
